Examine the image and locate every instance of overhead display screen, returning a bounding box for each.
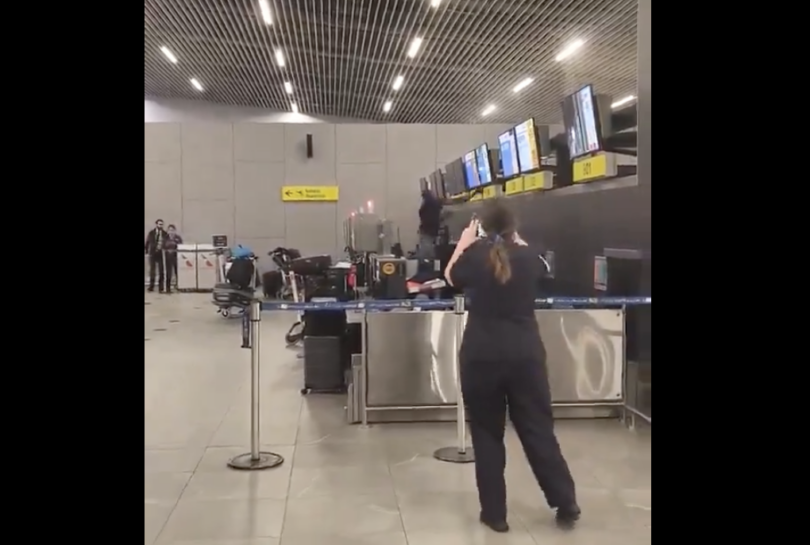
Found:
[475,144,493,185]
[462,150,481,189]
[514,118,540,173]
[498,129,520,178]
[446,159,464,196]
[563,85,603,158]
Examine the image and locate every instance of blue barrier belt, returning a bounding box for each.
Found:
[260,297,651,311]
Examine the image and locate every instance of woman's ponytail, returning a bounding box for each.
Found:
[489,239,512,284]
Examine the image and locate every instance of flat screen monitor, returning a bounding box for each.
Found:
[562,84,603,159]
[498,129,520,178]
[431,170,446,199]
[514,118,541,173]
[419,177,428,192]
[475,144,494,186]
[462,150,481,190]
[444,159,461,196]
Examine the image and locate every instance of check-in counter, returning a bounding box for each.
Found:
[348,309,625,423]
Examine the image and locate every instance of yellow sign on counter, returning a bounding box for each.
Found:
[523,172,547,192]
[573,153,608,183]
[469,192,483,202]
[504,177,525,196]
[281,186,339,202]
[482,185,497,199]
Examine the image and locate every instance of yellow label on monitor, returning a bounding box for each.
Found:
[572,154,608,183]
[504,177,524,196]
[281,186,339,202]
[469,193,483,202]
[523,172,546,192]
[482,186,497,199]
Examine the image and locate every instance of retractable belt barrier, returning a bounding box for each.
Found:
[232,296,651,470]
[260,296,651,312]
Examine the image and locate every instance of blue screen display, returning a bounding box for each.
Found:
[498,130,519,178]
[475,144,492,185]
[462,151,480,189]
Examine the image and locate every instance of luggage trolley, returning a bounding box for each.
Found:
[212,248,260,318]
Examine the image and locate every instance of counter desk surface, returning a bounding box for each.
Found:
[362,309,625,409]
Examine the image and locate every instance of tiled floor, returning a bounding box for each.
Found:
[145,293,652,545]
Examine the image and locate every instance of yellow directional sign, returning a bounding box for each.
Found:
[281,186,339,202]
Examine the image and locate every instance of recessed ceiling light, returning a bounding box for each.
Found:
[481,104,496,117]
[284,81,293,94]
[190,78,204,92]
[383,100,393,113]
[291,102,299,114]
[407,37,423,58]
[258,0,273,25]
[611,95,636,108]
[554,39,585,62]
[160,46,178,64]
[430,0,442,7]
[392,75,405,91]
[274,49,286,67]
[512,77,534,93]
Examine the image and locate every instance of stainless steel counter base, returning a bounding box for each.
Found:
[346,309,627,424]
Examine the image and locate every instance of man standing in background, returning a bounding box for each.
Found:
[163,224,183,293]
[144,219,167,292]
[418,188,443,261]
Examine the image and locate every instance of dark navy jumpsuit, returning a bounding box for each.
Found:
[448,240,577,521]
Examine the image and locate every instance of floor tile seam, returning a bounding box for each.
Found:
[278,394,305,543]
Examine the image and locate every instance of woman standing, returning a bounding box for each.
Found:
[444,200,580,533]
[162,225,183,293]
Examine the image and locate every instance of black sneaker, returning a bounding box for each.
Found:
[479,513,509,533]
[555,505,581,529]
[147,287,154,292]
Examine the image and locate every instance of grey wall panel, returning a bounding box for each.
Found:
[144,123,181,163]
[283,124,336,183]
[181,123,233,165]
[181,161,234,201]
[233,123,285,163]
[436,124,487,162]
[336,124,387,164]
[182,199,235,243]
[386,125,436,250]
[145,162,182,230]
[234,161,286,239]
[335,162,387,230]
[283,203,338,256]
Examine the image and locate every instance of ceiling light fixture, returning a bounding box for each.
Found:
[190,78,204,92]
[430,0,442,7]
[258,0,273,25]
[554,39,585,62]
[611,95,636,108]
[160,46,178,64]
[291,102,299,114]
[407,37,423,58]
[392,75,405,91]
[512,77,534,93]
[274,49,286,67]
[383,100,393,113]
[284,81,293,94]
[482,104,496,117]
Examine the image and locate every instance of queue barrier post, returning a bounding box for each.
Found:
[227,299,285,470]
[433,294,475,464]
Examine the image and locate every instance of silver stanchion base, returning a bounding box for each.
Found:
[433,446,475,463]
[227,452,285,470]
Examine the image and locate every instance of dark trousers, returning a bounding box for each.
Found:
[461,356,577,521]
[164,252,178,290]
[148,252,165,291]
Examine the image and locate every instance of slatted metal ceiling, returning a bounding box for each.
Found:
[144,0,637,124]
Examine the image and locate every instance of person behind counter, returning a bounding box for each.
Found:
[444,200,580,533]
[417,188,442,261]
[162,225,183,293]
[144,219,167,293]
